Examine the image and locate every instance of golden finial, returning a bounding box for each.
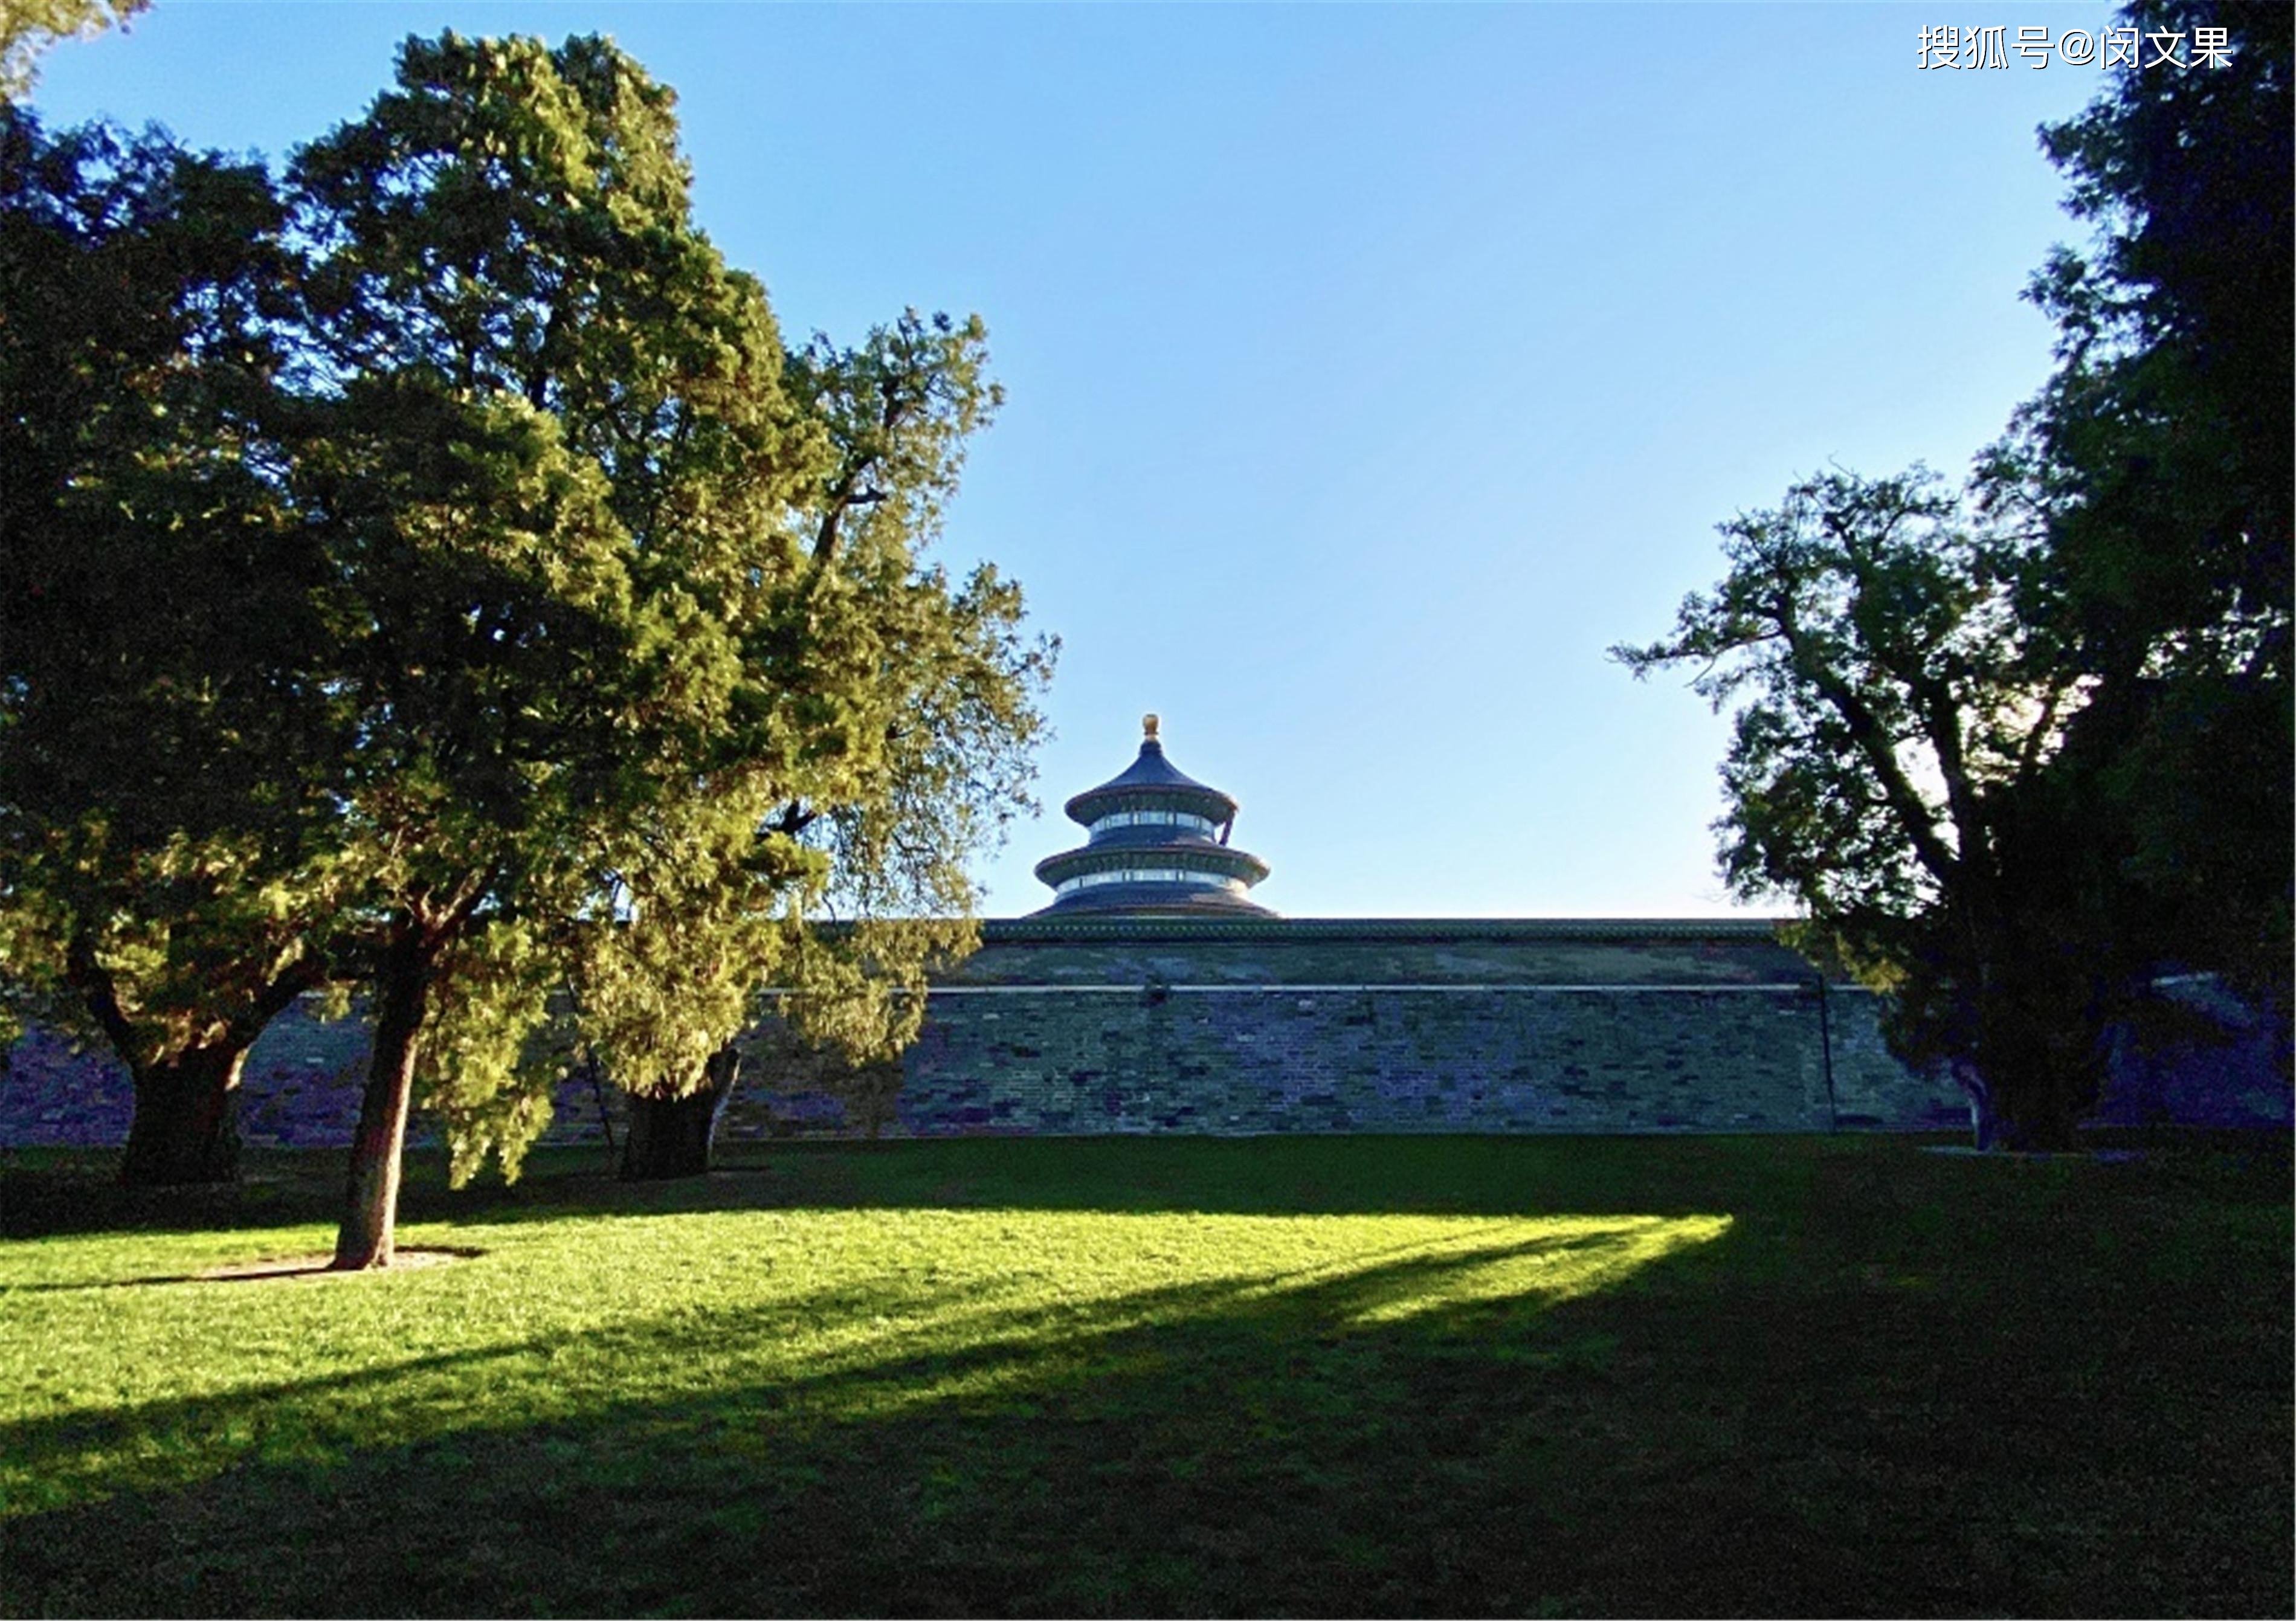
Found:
[1143,712,1160,741]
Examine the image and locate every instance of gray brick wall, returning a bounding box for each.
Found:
[3,920,1973,1147]
[730,922,1970,1138]
[883,985,1833,1134]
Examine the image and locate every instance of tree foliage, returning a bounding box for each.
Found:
[279,33,1047,1261]
[1622,0,2291,1145]
[1985,0,2291,1014]
[0,108,347,1181]
[0,0,146,102]
[601,312,1051,1178]
[1614,470,2110,1146]
[2010,0,2288,649]
[0,33,1050,1236]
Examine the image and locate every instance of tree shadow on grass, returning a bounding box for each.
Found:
[0,1245,488,1293]
[5,1222,1737,1617]
[0,1152,335,1241]
[1,1220,1719,1507]
[7,1200,2288,1619]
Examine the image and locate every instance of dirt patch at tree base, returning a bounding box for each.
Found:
[192,1247,481,1283]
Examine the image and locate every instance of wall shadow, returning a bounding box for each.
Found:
[14,1130,2283,1244]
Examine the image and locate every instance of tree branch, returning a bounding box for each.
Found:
[62,935,137,1063]
[1773,582,1961,890]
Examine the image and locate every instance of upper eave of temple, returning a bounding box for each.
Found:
[1025,880,1279,919]
[1063,736,1237,827]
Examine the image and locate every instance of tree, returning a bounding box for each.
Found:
[0,107,347,1183]
[285,31,816,1265]
[1985,0,2291,1023]
[285,35,1048,1262]
[1623,2,2291,1147]
[0,0,147,102]
[607,312,1053,1179]
[1614,469,2109,1148]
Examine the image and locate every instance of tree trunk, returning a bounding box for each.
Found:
[1967,997,2098,1153]
[850,1057,904,1142]
[332,929,432,1271]
[1990,1069,2088,1153]
[621,1047,740,1180]
[118,1043,249,1185]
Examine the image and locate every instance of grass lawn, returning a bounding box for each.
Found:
[1,1133,2288,1617]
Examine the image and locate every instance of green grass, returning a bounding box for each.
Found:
[1,1135,2288,1617]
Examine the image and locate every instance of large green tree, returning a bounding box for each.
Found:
[607,312,1051,1179]
[1615,469,2109,1147]
[0,108,348,1183]
[285,34,1046,1263]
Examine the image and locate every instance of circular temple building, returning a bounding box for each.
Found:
[1030,715,1274,916]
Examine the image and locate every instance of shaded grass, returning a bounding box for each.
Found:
[1,1134,2288,1616]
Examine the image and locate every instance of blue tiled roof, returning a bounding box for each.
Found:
[1063,739,1239,826]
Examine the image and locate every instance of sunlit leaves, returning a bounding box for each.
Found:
[0,108,344,1151]
[4,33,1052,1200]
[0,0,147,102]
[291,35,1050,1181]
[419,919,561,1187]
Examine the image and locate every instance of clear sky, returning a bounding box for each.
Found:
[28,1,2117,920]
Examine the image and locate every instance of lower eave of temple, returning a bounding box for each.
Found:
[1024,883,1279,919]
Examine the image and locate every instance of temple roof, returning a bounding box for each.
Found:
[1062,720,1238,827]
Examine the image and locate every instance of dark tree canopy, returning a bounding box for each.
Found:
[1621,1,2291,1146]
[1615,470,2108,1147]
[1990,0,2291,1018]
[2016,0,2290,659]
[0,109,344,1182]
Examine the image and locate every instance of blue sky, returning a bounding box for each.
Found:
[30,2,2115,919]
